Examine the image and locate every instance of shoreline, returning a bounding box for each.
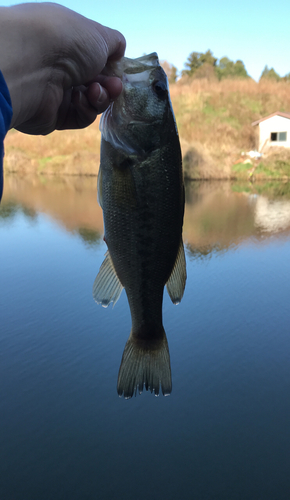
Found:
[4,168,290,183]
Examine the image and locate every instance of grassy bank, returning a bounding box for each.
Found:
[4,78,290,179]
[4,118,102,177]
[232,148,290,181]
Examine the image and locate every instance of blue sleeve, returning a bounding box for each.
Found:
[0,70,13,201]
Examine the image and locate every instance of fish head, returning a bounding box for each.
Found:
[100,53,176,155]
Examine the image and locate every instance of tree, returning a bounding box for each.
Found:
[233,60,248,78]
[259,65,280,81]
[182,51,249,80]
[182,50,217,77]
[160,60,178,83]
[215,57,248,80]
[199,50,217,67]
[191,63,217,81]
[170,66,178,84]
[282,72,290,82]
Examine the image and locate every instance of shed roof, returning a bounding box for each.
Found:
[252,111,290,126]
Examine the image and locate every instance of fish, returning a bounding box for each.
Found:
[93,53,186,398]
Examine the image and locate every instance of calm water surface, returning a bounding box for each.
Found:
[1,176,290,499]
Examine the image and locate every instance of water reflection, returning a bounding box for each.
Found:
[2,175,290,254]
[1,175,103,247]
[254,196,290,233]
[184,181,256,256]
[184,180,290,258]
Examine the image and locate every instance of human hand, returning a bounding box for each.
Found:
[0,3,126,135]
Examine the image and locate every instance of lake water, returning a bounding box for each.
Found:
[1,176,290,500]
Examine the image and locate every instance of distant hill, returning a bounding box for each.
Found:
[4,78,290,180]
[171,77,290,179]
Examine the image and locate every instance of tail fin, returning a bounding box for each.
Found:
[117,329,172,399]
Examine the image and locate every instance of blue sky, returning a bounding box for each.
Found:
[2,0,290,81]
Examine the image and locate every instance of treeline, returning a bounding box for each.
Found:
[260,65,290,82]
[161,50,290,83]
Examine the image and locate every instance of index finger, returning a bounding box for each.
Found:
[93,75,123,100]
[100,25,126,62]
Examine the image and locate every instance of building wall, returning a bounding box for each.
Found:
[258,115,290,151]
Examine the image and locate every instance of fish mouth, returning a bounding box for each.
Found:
[103,52,160,79]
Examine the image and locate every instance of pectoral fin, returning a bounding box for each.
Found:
[166,240,187,305]
[92,250,123,307]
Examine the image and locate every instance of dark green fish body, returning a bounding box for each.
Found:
[93,53,186,398]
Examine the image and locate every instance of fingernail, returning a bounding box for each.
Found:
[96,83,106,104]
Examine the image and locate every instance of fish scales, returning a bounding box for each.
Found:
[102,145,183,330]
[93,53,186,398]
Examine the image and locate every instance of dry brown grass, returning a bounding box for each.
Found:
[170,77,290,178]
[4,78,290,178]
[4,117,102,176]
[172,77,290,99]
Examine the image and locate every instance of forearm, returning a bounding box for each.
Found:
[0,5,54,129]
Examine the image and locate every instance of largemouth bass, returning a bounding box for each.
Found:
[93,53,186,398]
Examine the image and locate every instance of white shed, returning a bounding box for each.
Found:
[252,111,290,152]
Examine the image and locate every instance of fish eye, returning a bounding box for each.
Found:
[152,80,167,98]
